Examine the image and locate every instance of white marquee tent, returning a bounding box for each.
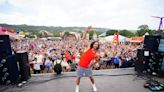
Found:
[100,35,129,42]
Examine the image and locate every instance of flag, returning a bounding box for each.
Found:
[112,32,119,45]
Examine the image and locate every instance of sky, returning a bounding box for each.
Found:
[0,0,164,30]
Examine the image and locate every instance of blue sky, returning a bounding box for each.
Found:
[0,0,164,30]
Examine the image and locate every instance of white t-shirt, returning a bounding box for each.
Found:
[33,61,41,70]
[35,54,44,65]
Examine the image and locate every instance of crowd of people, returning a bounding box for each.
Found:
[10,37,142,74]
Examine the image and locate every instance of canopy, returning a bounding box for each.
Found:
[99,32,106,37]
[129,37,144,43]
[143,32,149,37]
[100,35,129,42]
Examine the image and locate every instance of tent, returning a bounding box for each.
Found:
[129,37,144,43]
[99,32,106,37]
[143,32,149,37]
[100,35,129,42]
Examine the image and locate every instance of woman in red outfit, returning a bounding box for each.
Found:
[75,26,100,92]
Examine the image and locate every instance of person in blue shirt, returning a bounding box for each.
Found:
[114,54,119,68]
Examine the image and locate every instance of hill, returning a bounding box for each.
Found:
[0,23,108,33]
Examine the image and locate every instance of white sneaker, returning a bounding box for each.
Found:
[75,85,79,92]
[92,84,98,92]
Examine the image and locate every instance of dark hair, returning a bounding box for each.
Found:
[34,58,37,60]
[68,51,71,55]
[90,41,99,50]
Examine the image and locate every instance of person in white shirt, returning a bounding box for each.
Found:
[33,58,41,74]
[35,53,44,73]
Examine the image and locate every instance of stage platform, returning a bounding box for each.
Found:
[0,68,164,92]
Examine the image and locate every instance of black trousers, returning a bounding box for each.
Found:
[67,60,72,64]
[114,64,119,68]
[34,70,41,74]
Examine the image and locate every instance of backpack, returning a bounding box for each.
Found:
[54,60,62,74]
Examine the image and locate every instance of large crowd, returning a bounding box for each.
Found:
[10,39,142,74]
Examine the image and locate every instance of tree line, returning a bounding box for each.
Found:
[106,24,164,37]
[0,23,163,38]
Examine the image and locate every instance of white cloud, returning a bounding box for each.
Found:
[0,0,164,30]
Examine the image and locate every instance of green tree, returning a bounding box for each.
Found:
[24,34,35,38]
[135,25,163,36]
[64,32,70,36]
[155,29,164,34]
[119,30,136,37]
[53,32,60,37]
[138,25,149,30]
[88,30,101,40]
[147,29,156,35]
[95,31,101,36]
[106,29,118,36]
[89,31,94,40]
[136,24,150,36]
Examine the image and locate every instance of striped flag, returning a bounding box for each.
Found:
[112,32,119,45]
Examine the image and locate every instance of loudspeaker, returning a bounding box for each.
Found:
[148,52,162,74]
[0,35,12,58]
[16,51,31,81]
[135,49,147,72]
[143,35,161,52]
[158,52,164,77]
[0,55,19,85]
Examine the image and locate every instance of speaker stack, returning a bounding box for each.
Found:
[135,49,146,72]
[0,35,31,85]
[143,35,161,52]
[135,35,164,77]
[16,51,31,81]
[0,35,12,57]
[135,48,151,73]
[0,35,19,85]
[158,54,164,77]
[157,37,164,77]
[148,52,163,75]
[0,55,19,85]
